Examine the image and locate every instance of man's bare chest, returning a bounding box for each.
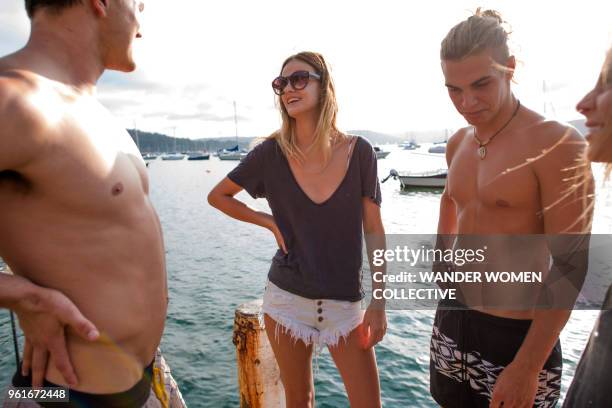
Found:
[2,105,148,215]
[448,139,540,210]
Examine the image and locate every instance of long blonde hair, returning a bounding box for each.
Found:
[574,47,612,232]
[268,51,341,163]
[588,47,612,177]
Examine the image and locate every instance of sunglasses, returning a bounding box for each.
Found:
[271,70,321,95]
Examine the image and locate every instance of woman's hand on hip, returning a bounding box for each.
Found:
[261,213,287,254]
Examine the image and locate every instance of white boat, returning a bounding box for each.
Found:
[218,145,247,161]
[219,152,247,161]
[373,146,390,159]
[142,153,158,161]
[187,152,210,160]
[161,153,185,161]
[428,144,447,154]
[160,129,186,160]
[398,141,419,150]
[219,102,249,161]
[382,169,447,189]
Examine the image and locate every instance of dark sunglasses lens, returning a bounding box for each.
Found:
[272,77,287,94]
[289,71,310,90]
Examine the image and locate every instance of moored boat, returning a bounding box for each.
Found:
[374,146,390,159]
[187,152,210,160]
[399,141,420,150]
[382,168,447,189]
[161,153,186,161]
[428,144,447,154]
[218,145,247,161]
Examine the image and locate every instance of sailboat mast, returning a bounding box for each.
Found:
[173,126,177,152]
[134,120,140,151]
[233,101,238,143]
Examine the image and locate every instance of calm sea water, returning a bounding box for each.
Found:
[1,145,609,407]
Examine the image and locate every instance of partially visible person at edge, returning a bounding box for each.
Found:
[0,1,185,406]
[432,9,593,408]
[208,51,387,408]
[563,45,612,408]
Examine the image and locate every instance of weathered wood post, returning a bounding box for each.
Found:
[233,299,285,408]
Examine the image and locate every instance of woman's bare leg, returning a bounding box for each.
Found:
[328,324,381,408]
[264,314,316,408]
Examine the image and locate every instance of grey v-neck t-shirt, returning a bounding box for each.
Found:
[227,135,382,301]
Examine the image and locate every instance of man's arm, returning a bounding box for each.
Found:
[515,125,592,364]
[208,177,287,253]
[0,77,99,387]
[437,129,462,235]
[434,131,461,286]
[0,76,45,172]
[0,271,38,310]
[437,191,457,235]
[0,270,99,387]
[491,124,594,408]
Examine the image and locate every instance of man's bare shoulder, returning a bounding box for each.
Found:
[529,119,583,141]
[526,119,585,153]
[527,119,586,172]
[448,127,471,144]
[446,127,470,163]
[0,68,50,171]
[515,104,579,141]
[0,65,48,121]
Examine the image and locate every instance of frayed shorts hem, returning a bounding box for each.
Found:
[260,281,364,348]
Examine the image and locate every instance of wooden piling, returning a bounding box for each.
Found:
[233,299,285,408]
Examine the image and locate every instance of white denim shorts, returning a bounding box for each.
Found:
[261,280,364,348]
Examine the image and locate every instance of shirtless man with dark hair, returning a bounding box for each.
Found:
[431,9,592,408]
[1,1,184,406]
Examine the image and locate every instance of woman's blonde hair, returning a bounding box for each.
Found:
[573,47,612,232]
[268,51,341,163]
[589,47,612,178]
[441,8,512,71]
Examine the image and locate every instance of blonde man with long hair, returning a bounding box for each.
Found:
[432,9,593,408]
[563,45,612,407]
[209,51,386,408]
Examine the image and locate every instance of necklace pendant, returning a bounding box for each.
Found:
[478,146,486,159]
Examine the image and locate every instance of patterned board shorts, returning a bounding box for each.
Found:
[2,349,187,408]
[430,299,562,408]
[261,280,364,348]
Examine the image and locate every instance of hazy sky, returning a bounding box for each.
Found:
[1,0,611,139]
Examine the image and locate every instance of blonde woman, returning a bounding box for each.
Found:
[208,51,386,408]
[563,46,612,407]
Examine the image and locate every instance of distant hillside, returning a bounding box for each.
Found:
[135,122,586,152]
[128,129,256,152]
[348,130,402,144]
[128,129,406,152]
[400,129,454,144]
[355,129,454,145]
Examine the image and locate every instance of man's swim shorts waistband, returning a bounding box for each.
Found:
[11,359,154,408]
[438,297,533,330]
